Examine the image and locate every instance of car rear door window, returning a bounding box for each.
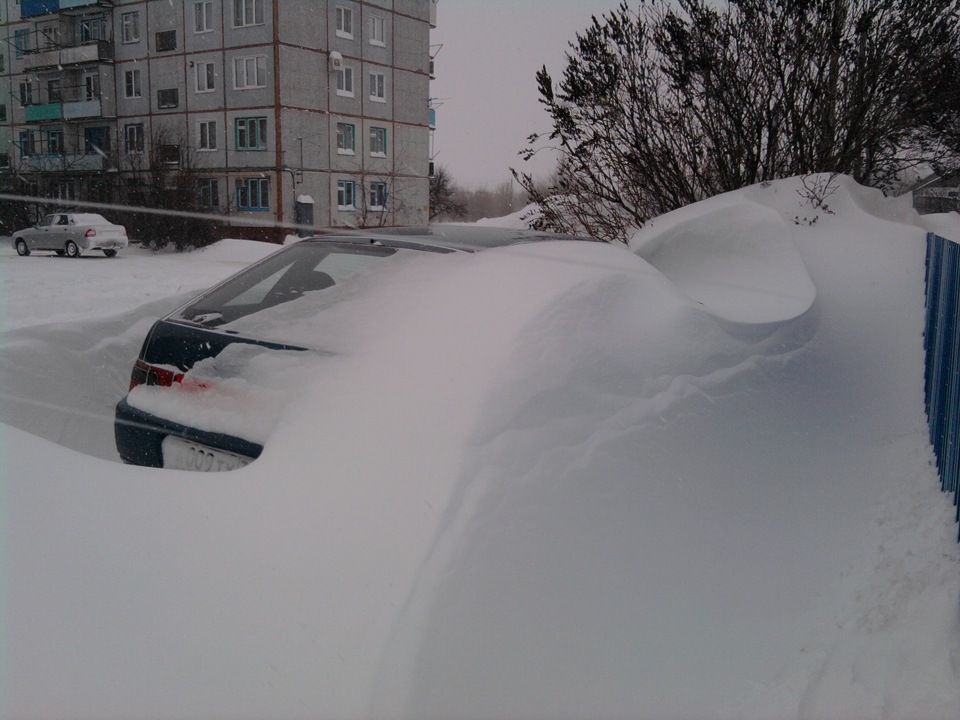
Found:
[176,242,402,327]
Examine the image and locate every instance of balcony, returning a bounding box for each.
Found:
[22,40,113,71]
[21,0,112,18]
[24,97,102,123]
[20,152,105,173]
[25,102,63,122]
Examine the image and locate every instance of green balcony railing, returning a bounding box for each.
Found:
[24,103,63,122]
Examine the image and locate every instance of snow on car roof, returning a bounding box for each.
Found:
[68,213,115,224]
[323,224,600,252]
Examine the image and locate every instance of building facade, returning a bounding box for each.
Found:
[0,0,434,238]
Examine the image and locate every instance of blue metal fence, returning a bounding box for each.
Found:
[923,232,960,541]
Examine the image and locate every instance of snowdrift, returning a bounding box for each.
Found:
[1,176,958,719]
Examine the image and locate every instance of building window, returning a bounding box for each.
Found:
[80,17,107,43]
[0,105,7,123]
[46,129,64,155]
[157,144,180,165]
[369,182,388,210]
[14,29,30,58]
[233,55,266,89]
[83,73,101,101]
[337,180,356,210]
[0,154,10,169]
[197,178,219,209]
[194,1,214,33]
[235,116,267,150]
[39,24,60,49]
[156,30,177,52]
[157,88,179,109]
[369,126,387,156]
[336,6,354,38]
[0,54,5,73]
[19,81,36,106]
[124,69,142,99]
[19,131,36,157]
[84,126,109,155]
[196,61,216,92]
[369,71,386,102]
[52,180,76,202]
[336,122,355,154]
[233,0,264,27]
[336,66,354,96]
[369,15,386,46]
[124,123,144,153]
[47,78,61,103]
[198,120,217,150]
[121,12,140,44]
[236,177,269,211]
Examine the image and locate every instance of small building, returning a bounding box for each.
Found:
[0,0,435,240]
[910,170,960,215]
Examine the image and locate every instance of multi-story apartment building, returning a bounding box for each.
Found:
[0,0,434,238]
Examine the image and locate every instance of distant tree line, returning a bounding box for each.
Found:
[513,0,960,242]
[430,165,527,222]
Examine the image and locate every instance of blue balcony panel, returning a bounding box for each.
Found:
[21,0,60,19]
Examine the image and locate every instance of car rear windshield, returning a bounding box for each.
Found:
[174,241,414,328]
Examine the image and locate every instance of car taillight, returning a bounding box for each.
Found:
[85,228,96,238]
[129,359,184,390]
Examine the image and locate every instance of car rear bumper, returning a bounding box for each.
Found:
[114,397,262,468]
[83,236,129,251]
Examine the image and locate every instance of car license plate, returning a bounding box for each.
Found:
[161,436,252,472]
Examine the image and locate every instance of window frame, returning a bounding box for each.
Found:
[197,178,220,209]
[336,6,354,39]
[369,15,386,46]
[369,181,388,210]
[369,71,386,103]
[19,80,36,107]
[336,122,355,155]
[121,11,140,44]
[124,123,144,154]
[46,128,64,156]
[194,1,214,33]
[47,78,61,103]
[369,126,387,157]
[83,72,100,101]
[195,61,216,93]
[124,68,142,99]
[157,88,180,109]
[337,179,356,210]
[336,65,354,97]
[233,0,265,28]
[14,29,30,58]
[155,30,177,52]
[236,177,270,211]
[235,116,268,151]
[198,120,218,151]
[80,16,107,43]
[83,126,110,155]
[233,55,266,90]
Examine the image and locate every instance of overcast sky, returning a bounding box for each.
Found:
[430,0,624,189]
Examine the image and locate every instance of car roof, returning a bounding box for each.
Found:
[307,225,600,253]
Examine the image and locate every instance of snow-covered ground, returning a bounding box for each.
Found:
[1,176,959,719]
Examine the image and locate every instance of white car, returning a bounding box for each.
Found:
[12,212,128,258]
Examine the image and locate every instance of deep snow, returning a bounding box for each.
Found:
[1,176,959,719]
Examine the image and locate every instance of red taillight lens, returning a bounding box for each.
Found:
[85,228,96,238]
[129,359,184,390]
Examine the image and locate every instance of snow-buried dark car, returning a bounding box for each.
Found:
[114,228,595,470]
